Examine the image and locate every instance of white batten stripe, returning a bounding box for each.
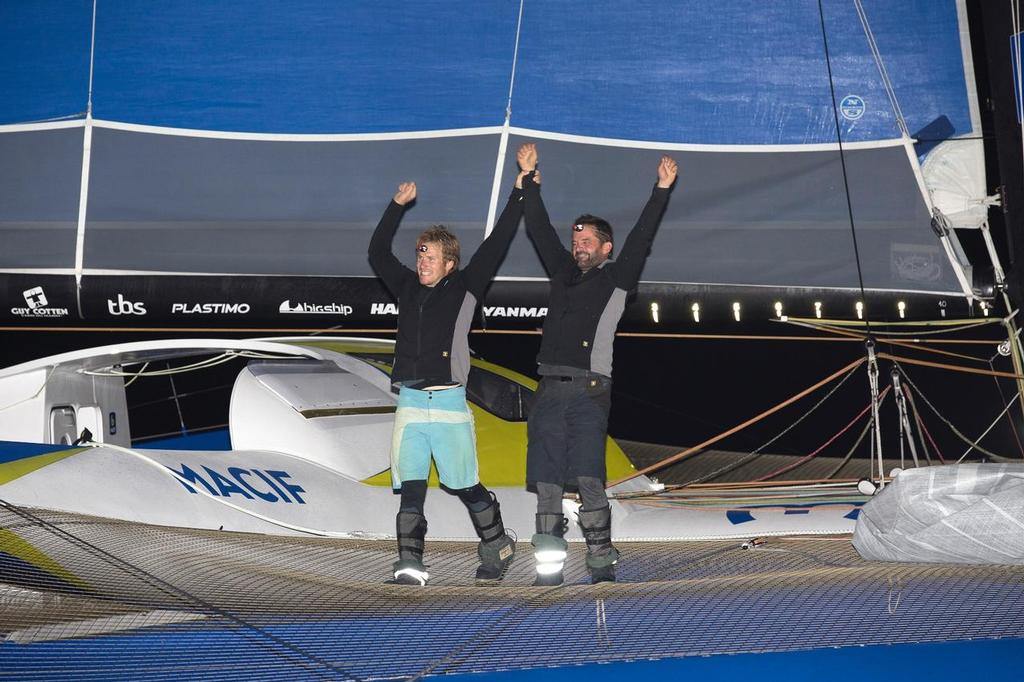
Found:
[0,268,78,275]
[1,117,909,153]
[73,115,94,293]
[91,119,504,142]
[0,119,85,133]
[485,128,512,237]
[507,126,908,153]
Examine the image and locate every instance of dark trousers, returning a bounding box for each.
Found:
[526,374,612,489]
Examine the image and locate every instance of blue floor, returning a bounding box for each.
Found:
[447,638,1024,681]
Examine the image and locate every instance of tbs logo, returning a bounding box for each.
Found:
[107,294,147,316]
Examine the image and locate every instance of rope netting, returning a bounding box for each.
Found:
[1,503,1022,680]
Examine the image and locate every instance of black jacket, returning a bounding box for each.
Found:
[368,188,523,386]
[524,178,671,377]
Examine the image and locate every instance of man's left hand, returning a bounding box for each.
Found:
[657,155,678,189]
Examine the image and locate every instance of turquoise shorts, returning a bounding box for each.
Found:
[390,385,479,490]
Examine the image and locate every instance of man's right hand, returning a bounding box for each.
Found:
[516,143,541,189]
[517,143,538,172]
[393,181,417,206]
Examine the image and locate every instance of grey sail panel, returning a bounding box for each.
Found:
[83,129,499,275]
[0,128,84,269]
[496,136,956,293]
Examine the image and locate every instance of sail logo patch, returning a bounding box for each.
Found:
[371,303,399,315]
[279,300,353,315]
[172,302,251,314]
[107,294,147,316]
[840,95,865,120]
[483,306,548,318]
[11,286,69,318]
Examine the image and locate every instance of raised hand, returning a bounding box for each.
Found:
[393,181,417,206]
[656,155,678,189]
[517,143,538,172]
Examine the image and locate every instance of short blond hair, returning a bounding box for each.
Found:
[416,226,460,269]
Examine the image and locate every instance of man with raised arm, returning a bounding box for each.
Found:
[519,143,678,585]
[367,149,535,586]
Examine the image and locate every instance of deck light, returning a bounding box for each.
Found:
[732,302,741,322]
[691,302,700,323]
[856,301,864,320]
[650,302,660,323]
[814,301,822,319]
[897,301,906,319]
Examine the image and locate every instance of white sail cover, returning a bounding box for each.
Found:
[852,464,1024,564]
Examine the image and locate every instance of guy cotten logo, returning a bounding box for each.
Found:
[11,286,69,318]
[23,287,46,309]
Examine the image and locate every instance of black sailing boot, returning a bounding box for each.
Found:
[578,506,620,584]
[392,511,429,585]
[531,513,569,587]
[468,493,516,581]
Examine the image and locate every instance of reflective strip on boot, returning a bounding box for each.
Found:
[393,559,429,586]
[532,532,567,575]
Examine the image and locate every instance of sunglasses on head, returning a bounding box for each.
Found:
[572,224,610,242]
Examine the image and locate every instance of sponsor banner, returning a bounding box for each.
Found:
[74,274,396,325]
[0,274,977,329]
[0,274,78,323]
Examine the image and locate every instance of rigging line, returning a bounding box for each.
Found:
[783,316,999,331]
[896,366,1013,461]
[483,0,526,235]
[676,360,862,486]
[781,317,1000,335]
[824,419,872,480]
[877,351,1024,380]
[781,318,992,362]
[853,0,909,137]
[87,0,97,114]
[901,386,935,464]
[607,356,866,487]
[1015,0,1024,162]
[754,386,891,483]
[816,0,872,336]
[986,355,1024,458]
[72,0,100,316]
[958,391,1021,463]
[0,324,997,345]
